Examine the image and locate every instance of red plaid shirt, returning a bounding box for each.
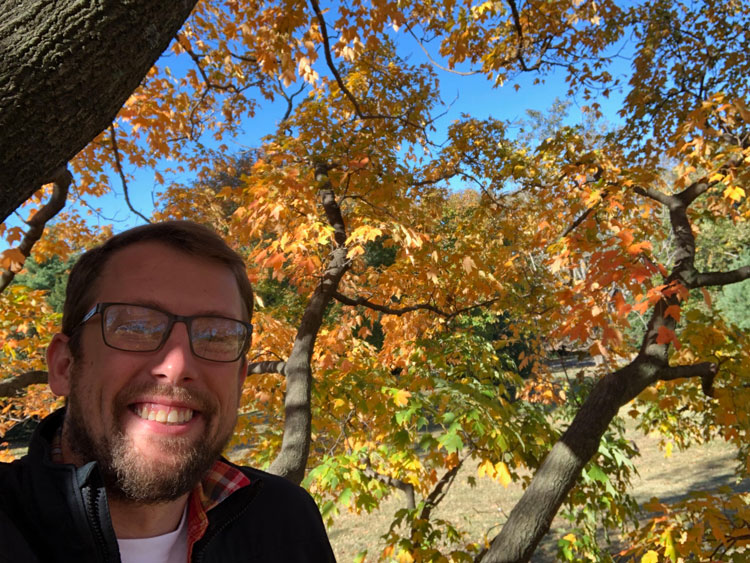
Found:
[51,431,252,559]
[185,459,251,558]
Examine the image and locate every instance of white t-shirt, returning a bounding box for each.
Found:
[117,507,189,563]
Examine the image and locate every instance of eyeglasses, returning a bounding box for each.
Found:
[77,302,252,363]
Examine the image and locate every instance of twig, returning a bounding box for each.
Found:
[109,125,151,223]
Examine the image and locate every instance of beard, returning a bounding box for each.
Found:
[64,371,236,504]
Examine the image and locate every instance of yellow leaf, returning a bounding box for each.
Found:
[496,461,512,487]
[477,459,494,479]
[393,389,411,407]
[562,533,577,545]
[641,550,659,563]
[724,185,745,202]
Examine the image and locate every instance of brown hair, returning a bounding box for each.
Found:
[63,221,253,354]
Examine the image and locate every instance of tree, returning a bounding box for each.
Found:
[2,1,750,561]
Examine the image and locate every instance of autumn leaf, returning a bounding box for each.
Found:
[393,389,411,407]
[663,305,681,321]
[0,248,26,272]
[656,326,680,349]
[462,255,476,274]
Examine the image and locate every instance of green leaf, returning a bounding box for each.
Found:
[438,432,464,453]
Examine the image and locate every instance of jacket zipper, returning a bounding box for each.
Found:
[83,485,111,562]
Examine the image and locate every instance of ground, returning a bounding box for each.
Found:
[326,417,748,562]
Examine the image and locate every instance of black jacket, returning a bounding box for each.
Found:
[0,409,336,562]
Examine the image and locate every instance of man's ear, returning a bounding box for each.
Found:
[47,333,74,397]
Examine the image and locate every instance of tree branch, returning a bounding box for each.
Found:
[0,371,48,397]
[360,455,416,510]
[657,361,718,397]
[109,125,151,224]
[308,0,422,129]
[247,360,286,375]
[481,159,730,562]
[0,166,71,293]
[404,22,480,76]
[694,264,750,288]
[333,291,448,317]
[268,164,352,483]
[419,458,463,522]
[633,185,676,207]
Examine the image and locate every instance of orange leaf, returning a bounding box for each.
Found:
[655,326,680,349]
[664,305,681,321]
[0,248,26,272]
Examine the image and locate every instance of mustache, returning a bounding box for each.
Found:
[115,382,216,415]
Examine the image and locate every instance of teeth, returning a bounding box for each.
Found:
[134,403,194,425]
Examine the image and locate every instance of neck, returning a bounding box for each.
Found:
[109,495,189,538]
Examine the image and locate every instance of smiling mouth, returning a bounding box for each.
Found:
[132,403,195,424]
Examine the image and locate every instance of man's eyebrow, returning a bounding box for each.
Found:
[127,300,238,318]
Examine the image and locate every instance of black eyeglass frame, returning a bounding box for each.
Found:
[77,302,253,363]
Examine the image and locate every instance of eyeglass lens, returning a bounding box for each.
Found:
[102,304,247,361]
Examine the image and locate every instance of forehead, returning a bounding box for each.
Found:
[94,242,244,319]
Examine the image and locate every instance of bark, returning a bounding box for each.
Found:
[0,0,198,223]
[0,371,47,397]
[268,163,351,484]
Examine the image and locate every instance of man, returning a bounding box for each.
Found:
[0,221,336,562]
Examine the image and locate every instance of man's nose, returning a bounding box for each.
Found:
[150,321,196,383]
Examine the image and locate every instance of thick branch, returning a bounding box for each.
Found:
[0,167,71,293]
[0,371,48,397]
[658,361,718,397]
[694,265,750,288]
[657,361,718,382]
[419,459,463,522]
[247,361,286,375]
[633,185,676,207]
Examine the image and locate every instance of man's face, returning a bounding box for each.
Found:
[52,242,247,502]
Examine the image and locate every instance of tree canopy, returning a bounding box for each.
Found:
[1,1,749,561]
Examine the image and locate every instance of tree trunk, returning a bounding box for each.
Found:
[480,360,657,562]
[0,0,198,223]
